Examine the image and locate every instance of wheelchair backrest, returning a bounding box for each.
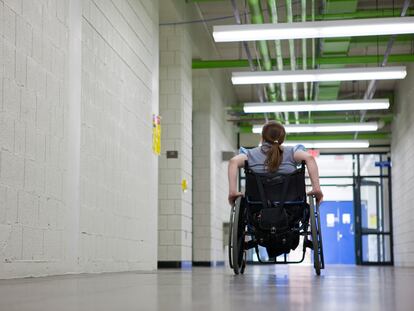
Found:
[244,161,306,206]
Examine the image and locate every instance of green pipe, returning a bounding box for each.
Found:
[267,0,288,122]
[239,127,391,140]
[301,0,308,100]
[285,0,299,103]
[192,53,414,69]
[285,0,299,124]
[248,0,277,102]
[317,54,414,65]
[309,0,316,100]
[312,8,414,20]
[352,34,414,45]
[288,133,391,140]
[266,0,286,101]
[232,114,393,124]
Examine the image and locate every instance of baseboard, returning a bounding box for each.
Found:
[157,261,192,269]
[192,261,225,267]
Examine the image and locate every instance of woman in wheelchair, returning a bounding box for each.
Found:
[227,121,325,275]
[228,121,323,205]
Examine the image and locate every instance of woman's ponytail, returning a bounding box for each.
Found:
[265,142,283,172]
[261,122,286,172]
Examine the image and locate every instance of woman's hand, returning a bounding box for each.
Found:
[228,191,243,206]
[307,188,323,205]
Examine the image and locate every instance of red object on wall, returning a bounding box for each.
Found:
[307,149,320,157]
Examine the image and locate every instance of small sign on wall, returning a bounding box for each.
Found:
[166,150,178,158]
[222,151,235,161]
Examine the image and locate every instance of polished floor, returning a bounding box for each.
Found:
[1,265,414,311]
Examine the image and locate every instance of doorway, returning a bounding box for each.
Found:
[238,152,393,265]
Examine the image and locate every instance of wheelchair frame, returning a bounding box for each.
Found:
[228,163,325,276]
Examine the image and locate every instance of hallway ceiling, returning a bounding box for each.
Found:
[187,0,414,146]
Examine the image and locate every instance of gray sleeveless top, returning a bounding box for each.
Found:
[240,143,306,174]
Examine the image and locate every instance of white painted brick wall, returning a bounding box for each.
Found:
[0,0,69,277]
[79,0,159,273]
[1,0,159,278]
[192,70,237,262]
[391,63,414,267]
[158,24,193,262]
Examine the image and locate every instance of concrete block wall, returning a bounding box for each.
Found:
[0,0,71,278]
[209,71,236,262]
[192,73,212,262]
[192,70,237,263]
[0,0,159,278]
[391,63,414,267]
[79,0,159,272]
[158,25,192,263]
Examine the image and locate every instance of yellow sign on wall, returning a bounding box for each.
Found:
[152,114,161,156]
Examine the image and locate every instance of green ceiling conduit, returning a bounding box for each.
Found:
[317,0,359,101]
[351,34,413,45]
[247,0,278,103]
[192,53,414,69]
[309,0,316,101]
[238,128,390,140]
[301,0,308,100]
[267,0,289,122]
[285,0,300,123]
[311,8,414,20]
[233,114,393,124]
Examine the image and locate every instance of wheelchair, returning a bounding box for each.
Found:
[228,161,325,275]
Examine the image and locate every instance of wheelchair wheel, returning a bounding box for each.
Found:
[309,196,322,276]
[316,202,325,270]
[228,204,235,269]
[231,197,245,275]
[240,251,246,274]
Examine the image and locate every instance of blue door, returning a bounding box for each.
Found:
[319,201,355,264]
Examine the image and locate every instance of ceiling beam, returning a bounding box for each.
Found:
[230,114,393,124]
[312,8,414,20]
[238,128,390,140]
[192,53,414,69]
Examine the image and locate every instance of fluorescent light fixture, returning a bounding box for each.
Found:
[283,140,370,149]
[244,99,390,113]
[232,67,406,85]
[252,122,378,134]
[213,17,414,42]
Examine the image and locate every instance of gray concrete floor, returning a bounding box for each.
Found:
[1,265,414,311]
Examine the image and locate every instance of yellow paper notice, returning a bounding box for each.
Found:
[152,114,161,155]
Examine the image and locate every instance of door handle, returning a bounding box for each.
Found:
[337,231,343,242]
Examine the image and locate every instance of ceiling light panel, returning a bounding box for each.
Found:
[252,122,378,134]
[213,17,414,42]
[232,67,406,85]
[283,140,370,149]
[243,99,390,113]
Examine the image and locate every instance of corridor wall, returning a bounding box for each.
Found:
[392,63,414,267]
[192,70,237,265]
[0,0,159,278]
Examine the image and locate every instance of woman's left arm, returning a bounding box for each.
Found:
[228,154,248,205]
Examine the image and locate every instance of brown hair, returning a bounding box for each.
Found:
[261,121,286,172]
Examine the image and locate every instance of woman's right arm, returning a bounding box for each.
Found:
[293,150,323,204]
